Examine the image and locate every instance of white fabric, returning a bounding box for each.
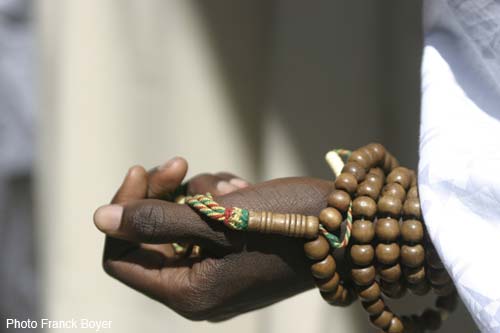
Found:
[420,1,500,331]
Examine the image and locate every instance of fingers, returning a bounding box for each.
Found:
[188,172,250,196]
[147,157,188,199]
[112,166,148,204]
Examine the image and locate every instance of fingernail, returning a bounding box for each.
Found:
[216,181,238,195]
[94,204,123,233]
[229,178,250,188]
[159,157,179,170]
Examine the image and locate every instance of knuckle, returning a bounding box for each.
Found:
[188,173,214,192]
[130,203,164,242]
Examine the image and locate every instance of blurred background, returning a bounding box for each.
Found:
[0,0,477,332]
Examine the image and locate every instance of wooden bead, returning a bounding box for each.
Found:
[342,162,366,182]
[421,309,442,331]
[321,284,344,303]
[335,173,358,194]
[311,255,336,279]
[378,263,402,283]
[352,266,376,286]
[365,172,384,189]
[370,310,394,329]
[375,218,400,242]
[403,198,422,218]
[352,220,375,243]
[316,272,340,292]
[387,167,412,189]
[387,317,404,333]
[432,282,455,296]
[358,282,381,302]
[327,190,351,213]
[319,207,343,232]
[401,219,424,243]
[350,244,374,266]
[247,211,319,239]
[426,247,445,269]
[352,196,377,219]
[404,266,426,284]
[365,143,386,165]
[369,167,385,180]
[377,196,402,217]
[436,292,458,312]
[408,280,430,296]
[401,244,425,268]
[356,181,381,200]
[380,280,406,299]
[304,236,330,260]
[428,268,451,285]
[375,243,400,265]
[363,298,385,315]
[407,185,418,199]
[383,153,397,173]
[348,150,373,169]
[381,183,406,202]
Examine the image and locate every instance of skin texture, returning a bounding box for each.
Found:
[96,158,341,321]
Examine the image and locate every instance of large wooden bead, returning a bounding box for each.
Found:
[369,167,385,180]
[304,236,330,260]
[377,196,402,217]
[428,268,451,285]
[378,263,402,283]
[404,266,426,284]
[401,244,425,268]
[319,207,343,232]
[335,173,358,194]
[327,190,351,213]
[401,219,424,243]
[357,181,381,200]
[370,310,394,329]
[381,183,406,202]
[366,143,386,165]
[349,150,373,169]
[321,284,344,303]
[387,167,412,189]
[421,309,442,331]
[407,185,418,199]
[316,272,340,292]
[352,196,377,219]
[381,280,406,299]
[403,198,422,219]
[375,218,400,242]
[359,282,381,302]
[383,153,398,173]
[352,219,375,243]
[387,317,404,333]
[363,298,385,315]
[311,255,336,279]
[350,244,374,266]
[365,172,384,189]
[342,162,366,182]
[352,266,376,286]
[375,243,400,265]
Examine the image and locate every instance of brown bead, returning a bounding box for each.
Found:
[436,292,458,312]
[380,279,406,299]
[401,219,424,243]
[387,317,404,333]
[248,211,320,239]
[366,143,386,165]
[350,244,374,266]
[352,266,376,286]
[321,284,344,303]
[319,207,343,232]
[348,150,373,169]
[335,173,358,194]
[408,280,430,296]
[421,309,442,331]
[311,255,336,279]
[358,282,381,302]
[370,310,394,329]
[375,243,400,265]
[327,190,351,213]
[304,236,330,260]
[404,266,426,284]
[342,162,366,182]
[381,183,406,202]
[432,282,455,296]
[356,181,381,200]
[387,167,412,189]
[352,196,377,219]
[369,167,385,179]
[377,196,402,217]
[316,272,340,292]
[362,298,385,315]
[407,185,418,199]
[403,198,422,218]
[365,172,385,188]
[378,263,402,283]
[401,244,425,268]
[426,247,444,269]
[352,219,375,243]
[428,268,451,285]
[383,153,397,173]
[375,218,400,242]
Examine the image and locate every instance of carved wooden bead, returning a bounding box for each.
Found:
[365,143,386,165]
[378,263,402,283]
[319,207,343,232]
[403,197,422,219]
[304,235,330,260]
[352,266,376,286]
[407,185,418,199]
[375,243,400,265]
[359,282,381,302]
[316,272,340,292]
[352,220,375,243]
[327,190,351,213]
[363,298,385,315]
[387,317,404,333]
[348,150,373,169]
[381,280,406,299]
[370,310,394,329]
[342,162,366,182]
[401,219,424,243]
[356,181,381,200]
[387,167,412,190]
[408,280,430,296]
[401,244,425,268]
[421,309,442,331]
[404,266,426,284]
[377,196,402,217]
[428,268,451,285]
[350,244,374,266]
[311,255,336,279]
[335,173,358,194]
[381,183,406,202]
[352,196,377,219]
[248,211,319,239]
[375,218,400,242]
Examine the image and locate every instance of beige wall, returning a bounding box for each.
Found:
[36,1,476,332]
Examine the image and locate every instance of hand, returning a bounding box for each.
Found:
[94,158,337,321]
